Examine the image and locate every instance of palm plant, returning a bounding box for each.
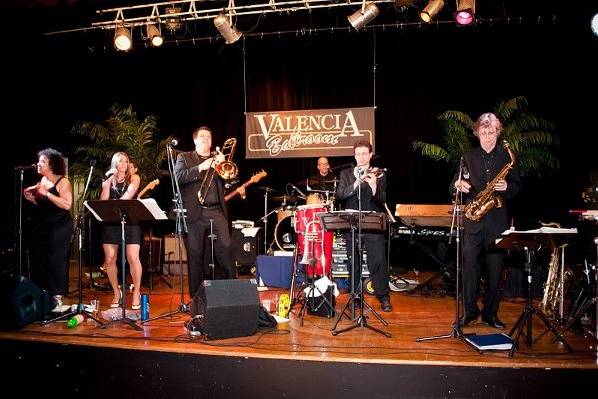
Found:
[412,96,559,176]
[70,104,171,198]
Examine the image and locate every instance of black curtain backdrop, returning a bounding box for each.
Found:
[2,5,597,264]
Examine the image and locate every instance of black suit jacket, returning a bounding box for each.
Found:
[451,145,522,237]
[335,166,386,212]
[174,150,228,224]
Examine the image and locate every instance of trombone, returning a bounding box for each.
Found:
[197,138,239,203]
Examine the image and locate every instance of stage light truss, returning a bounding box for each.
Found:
[92,0,396,31]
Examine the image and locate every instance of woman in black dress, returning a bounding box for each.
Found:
[100,152,143,310]
[23,148,73,311]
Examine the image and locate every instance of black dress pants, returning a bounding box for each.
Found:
[184,207,235,298]
[463,229,505,319]
[345,232,389,300]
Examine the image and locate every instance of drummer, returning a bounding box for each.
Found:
[308,157,337,193]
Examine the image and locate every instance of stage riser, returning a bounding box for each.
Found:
[2,340,596,398]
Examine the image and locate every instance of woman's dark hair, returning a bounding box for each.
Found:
[38,148,67,175]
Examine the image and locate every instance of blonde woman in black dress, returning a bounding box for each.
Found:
[100,152,143,310]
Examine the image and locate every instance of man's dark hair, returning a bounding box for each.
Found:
[193,126,212,139]
[353,140,372,153]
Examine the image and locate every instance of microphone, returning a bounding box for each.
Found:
[459,157,469,179]
[462,165,469,180]
[15,164,36,170]
[289,184,306,199]
[103,168,117,181]
[169,138,178,147]
[90,159,97,166]
[357,166,365,176]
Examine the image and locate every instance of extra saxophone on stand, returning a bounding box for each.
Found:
[464,140,516,222]
[197,138,239,203]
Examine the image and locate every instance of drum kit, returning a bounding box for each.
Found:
[262,177,339,278]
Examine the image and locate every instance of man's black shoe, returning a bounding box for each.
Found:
[482,316,505,329]
[379,296,392,312]
[456,314,479,327]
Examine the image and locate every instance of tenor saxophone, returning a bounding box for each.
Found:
[540,245,571,318]
[464,141,516,222]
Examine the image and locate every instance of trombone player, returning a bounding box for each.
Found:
[175,126,236,299]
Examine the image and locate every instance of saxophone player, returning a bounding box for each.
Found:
[451,113,522,329]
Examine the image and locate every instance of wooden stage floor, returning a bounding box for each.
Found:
[2,271,597,370]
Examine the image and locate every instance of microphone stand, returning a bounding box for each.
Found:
[16,168,25,276]
[332,167,391,337]
[143,143,189,323]
[415,159,479,352]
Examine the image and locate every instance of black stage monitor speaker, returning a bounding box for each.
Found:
[231,229,258,267]
[191,279,259,339]
[0,273,50,330]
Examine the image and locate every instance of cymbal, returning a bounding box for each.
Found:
[322,178,339,184]
[257,186,278,193]
[271,195,302,202]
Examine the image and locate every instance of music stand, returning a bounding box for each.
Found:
[320,211,391,338]
[495,228,575,356]
[85,198,167,331]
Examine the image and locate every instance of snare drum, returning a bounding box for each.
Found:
[306,193,324,205]
[295,204,333,276]
[276,207,294,223]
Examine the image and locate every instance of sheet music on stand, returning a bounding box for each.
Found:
[84,198,168,222]
[495,226,578,247]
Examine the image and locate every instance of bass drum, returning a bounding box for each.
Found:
[275,214,296,251]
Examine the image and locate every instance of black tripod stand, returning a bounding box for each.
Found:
[493,229,576,356]
[42,162,103,326]
[415,161,479,352]
[507,245,573,357]
[323,211,390,338]
[143,142,189,324]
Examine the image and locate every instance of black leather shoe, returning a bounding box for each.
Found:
[379,296,392,312]
[457,314,479,327]
[482,316,505,329]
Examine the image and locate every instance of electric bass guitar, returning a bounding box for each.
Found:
[225,170,267,202]
[137,179,160,199]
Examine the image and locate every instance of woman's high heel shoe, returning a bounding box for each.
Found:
[110,290,123,308]
[131,293,141,310]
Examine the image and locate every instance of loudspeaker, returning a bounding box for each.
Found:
[231,229,258,267]
[0,273,50,330]
[191,279,259,339]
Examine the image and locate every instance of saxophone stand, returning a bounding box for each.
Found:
[415,160,479,352]
[494,232,574,357]
[144,142,189,324]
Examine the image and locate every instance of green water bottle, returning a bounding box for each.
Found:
[67,314,85,328]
